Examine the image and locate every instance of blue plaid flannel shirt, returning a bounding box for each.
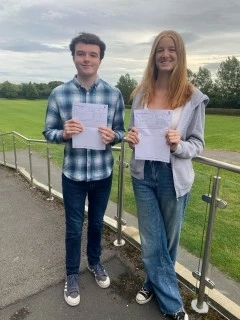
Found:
[43,76,125,181]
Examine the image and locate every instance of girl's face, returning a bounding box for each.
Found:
[155,36,178,74]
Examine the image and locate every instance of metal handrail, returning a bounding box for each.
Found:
[195,155,240,174]
[0,131,53,198]
[0,131,47,143]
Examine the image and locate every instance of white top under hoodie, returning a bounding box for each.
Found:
[128,87,209,198]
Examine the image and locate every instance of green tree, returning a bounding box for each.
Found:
[194,66,213,96]
[187,68,196,85]
[216,56,240,108]
[25,82,39,100]
[35,83,51,98]
[18,83,28,99]
[0,81,19,99]
[48,81,64,91]
[115,73,138,104]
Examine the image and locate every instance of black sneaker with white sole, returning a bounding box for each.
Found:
[64,274,80,306]
[136,286,154,304]
[164,310,189,320]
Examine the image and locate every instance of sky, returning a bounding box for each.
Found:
[0,0,239,86]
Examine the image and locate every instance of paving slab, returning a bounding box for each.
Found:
[0,258,163,320]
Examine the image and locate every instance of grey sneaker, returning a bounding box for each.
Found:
[88,263,110,288]
[64,274,80,306]
[136,286,154,304]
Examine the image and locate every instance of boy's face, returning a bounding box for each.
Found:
[73,42,101,80]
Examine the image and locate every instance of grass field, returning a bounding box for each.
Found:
[0,99,240,282]
[204,114,240,151]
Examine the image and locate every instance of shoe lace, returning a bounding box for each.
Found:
[94,264,106,277]
[140,287,151,295]
[67,274,79,293]
[173,311,185,320]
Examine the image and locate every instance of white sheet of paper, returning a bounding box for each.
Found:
[134,109,172,162]
[72,103,108,150]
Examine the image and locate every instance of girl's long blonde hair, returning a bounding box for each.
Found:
[132,30,193,109]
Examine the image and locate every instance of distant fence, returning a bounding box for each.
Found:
[206,108,240,115]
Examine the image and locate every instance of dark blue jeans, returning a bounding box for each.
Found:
[62,173,112,276]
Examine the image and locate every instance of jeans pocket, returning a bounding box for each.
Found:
[162,162,172,171]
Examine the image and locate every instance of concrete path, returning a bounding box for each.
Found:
[201,150,240,165]
[0,166,163,320]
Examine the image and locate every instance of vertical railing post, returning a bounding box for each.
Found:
[192,174,227,313]
[28,141,34,188]
[13,133,18,172]
[113,139,128,246]
[1,135,6,166]
[46,143,54,201]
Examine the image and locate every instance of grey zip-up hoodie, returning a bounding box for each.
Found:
[128,88,209,198]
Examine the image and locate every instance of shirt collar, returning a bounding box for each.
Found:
[73,75,100,90]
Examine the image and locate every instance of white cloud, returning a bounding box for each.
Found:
[0,0,239,85]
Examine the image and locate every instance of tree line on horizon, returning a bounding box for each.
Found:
[0,56,239,109]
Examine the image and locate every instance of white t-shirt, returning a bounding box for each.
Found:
[171,107,182,129]
[144,105,183,129]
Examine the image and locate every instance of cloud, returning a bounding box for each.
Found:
[0,40,68,53]
[0,0,239,85]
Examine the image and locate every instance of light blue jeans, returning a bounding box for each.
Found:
[132,160,189,315]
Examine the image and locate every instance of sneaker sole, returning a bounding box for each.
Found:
[64,292,80,306]
[136,293,153,305]
[95,277,110,289]
[87,266,110,289]
[163,312,189,320]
